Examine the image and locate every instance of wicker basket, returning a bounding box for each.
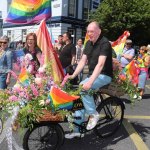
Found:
[100,83,125,97]
[37,110,65,122]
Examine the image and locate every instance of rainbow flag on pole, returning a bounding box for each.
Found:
[6,0,51,24]
[112,31,130,55]
[83,33,89,48]
[49,86,79,110]
[36,20,65,83]
[123,60,139,85]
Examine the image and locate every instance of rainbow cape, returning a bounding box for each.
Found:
[36,20,65,83]
[49,86,79,110]
[83,33,89,48]
[112,31,130,55]
[123,60,139,85]
[6,0,51,24]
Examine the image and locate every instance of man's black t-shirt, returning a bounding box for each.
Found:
[59,43,76,68]
[83,35,113,78]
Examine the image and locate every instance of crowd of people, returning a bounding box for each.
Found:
[0,21,150,139]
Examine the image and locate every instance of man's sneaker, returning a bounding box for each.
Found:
[137,96,142,100]
[86,113,99,130]
[133,94,138,99]
[65,132,84,139]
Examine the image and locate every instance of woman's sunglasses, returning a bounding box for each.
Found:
[0,41,7,44]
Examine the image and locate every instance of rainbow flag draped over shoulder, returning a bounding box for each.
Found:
[6,0,51,24]
[49,86,79,110]
[112,31,130,55]
[123,60,139,85]
[36,20,65,83]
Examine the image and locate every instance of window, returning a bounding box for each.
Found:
[22,29,27,42]
[68,0,77,18]
[7,30,11,41]
[83,0,90,20]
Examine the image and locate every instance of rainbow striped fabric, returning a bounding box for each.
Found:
[36,20,65,83]
[123,60,139,85]
[83,33,89,48]
[6,0,51,24]
[17,67,29,86]
[112,31,130,55]
[49,86,80,110]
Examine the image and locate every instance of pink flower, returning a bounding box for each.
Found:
[61,74,70,87]
[35,77,42,85]
[30,84,39,97]
[9,95,19,102]
[45,99,50,105]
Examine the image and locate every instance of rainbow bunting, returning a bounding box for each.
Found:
[123,60,139,85]
[83,33,89,48]
[112,31,130,55]
[6,0,51,24]
[49,86,79,110]
[36,20,65,83]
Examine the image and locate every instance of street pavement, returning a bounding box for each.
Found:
[0,76,150,150]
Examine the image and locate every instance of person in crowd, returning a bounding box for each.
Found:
[16,40,23,50]
[22,33,42,75]
[134,46,150,100]
[65,21,113,139]
[147,45,150,78]
[0,35,13,89]
[59,32,76,74]
[53,35,64,56]
[118,39,135,68]
[75,38,84,82]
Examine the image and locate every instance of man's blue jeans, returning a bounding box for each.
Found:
[73,74,112,132]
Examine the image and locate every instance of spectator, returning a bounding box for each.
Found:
[0,35,13,89]
[16,40,23,50]
[59,32,76,74]
[53,35,64,56]
[22,33,42,75]
[118,39,135,68]
[75,38,84,82]
[146,45,150,78]
[134,46,150,100]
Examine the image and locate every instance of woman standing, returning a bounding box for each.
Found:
[23,33,42,75]
[0,35,13,89]
[135,46,150,99]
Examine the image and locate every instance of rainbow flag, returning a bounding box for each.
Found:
[6,0,51,24]
[123,60,139,85]
[112,31,130,55]
[17,67,29,86]
[36,20,65,83]
[49,86,79,110]
[83,33,89,48]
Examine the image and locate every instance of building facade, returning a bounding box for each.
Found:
[2,0,100,44]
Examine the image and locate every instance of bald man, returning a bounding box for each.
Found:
[65,22,113,139]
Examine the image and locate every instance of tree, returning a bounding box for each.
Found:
[89,0,150,45]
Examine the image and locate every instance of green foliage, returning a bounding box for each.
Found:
[89,0,150,45]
